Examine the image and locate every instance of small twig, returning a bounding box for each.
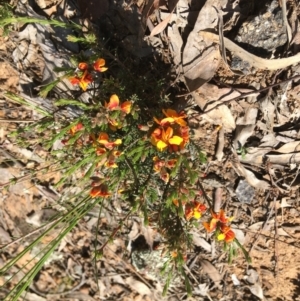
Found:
[30,274,86,297]
[0,162,61,188]
[124,155,140,192]
[196,179,212,209]
[97,209,133,253]
[214,187,223,213]
[0,217,61,250]
[202,74,300,113]
[176,74,300,112]
[248,191,272,255]
[0,119,36,123]
[273,196,279,276]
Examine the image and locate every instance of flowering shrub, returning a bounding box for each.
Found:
[6,54,250,298]
[57,57,249,274]
[69,58,107,91]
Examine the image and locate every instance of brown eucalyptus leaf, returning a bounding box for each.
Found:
[275,141,300,153]
[266,152,300,165]
[200,259,222,284]
[240,147,273,165]
[239,166,270,189]
[125,277,152,295]
[150,12,173,36]
[191,232,212,252]
[202,102,235,132]
[248,283,264,300]
[182,0,222,92]
[281,198,292,208]
[260,97,275,130]
[277,227,291,237]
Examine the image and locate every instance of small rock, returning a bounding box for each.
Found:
[235,179,255,203]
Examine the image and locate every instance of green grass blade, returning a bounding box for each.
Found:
[4,92,52,117]
[55,99,92,110]
[0,16,82,30]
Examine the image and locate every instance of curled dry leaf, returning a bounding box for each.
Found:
[245,268,260,284]
[215,127,225,161]
[214,187,223,212]
[240,147,273,165]
[275,141,300,153]
[200,259,223,285]
[232,160,270,189]
[125,276,152,295]
[128,219,157,251]
[202,102,236,132]
[231,274,241,286]
[266,152,300,165]
[182,0,221,92]
[191,232,212,252]
[233,108,258,148]
[150,12,173,36]
[248,283,264,300]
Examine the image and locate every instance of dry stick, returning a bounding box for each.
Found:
[0,119,36,123]
[106,244,155,290]
[273,196,279,277]
[201,74,300,113]
[0,217,61,250]
[176,75,300,113]
[0,162,62,188]
[248,191,272,255]
[29,274,86,297]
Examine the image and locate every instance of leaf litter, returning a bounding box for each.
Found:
[1,0,300,300]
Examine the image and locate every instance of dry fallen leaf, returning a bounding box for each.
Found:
[125,277,152,295]
[200,259,223,284]
[191,232,212,252]
[150,12,173,36]
[182,0,222,92]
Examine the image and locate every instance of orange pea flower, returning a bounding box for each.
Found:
[105,94,120,110]
[105,94,132,114]
[69,122,84,135]
[153,156,165,172]
[159,167,170,183]
[69,76,81,85]
[105,156,118,168]
[217,225,235,243]
[120,101,132,114]
[90,184,111,198]
[69,70,93,91]
[165,159,177,168]
[78,62,88,70]
[154,109,187,127]
[179,126,189,149]
[203,209,232,232]
[97,132,122,149]
[93,58,108,72]
[151,127,183,151]
[104,151,122,169]
[96,147,106,156]
[203,209,235,243]
[185,201,207,220]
